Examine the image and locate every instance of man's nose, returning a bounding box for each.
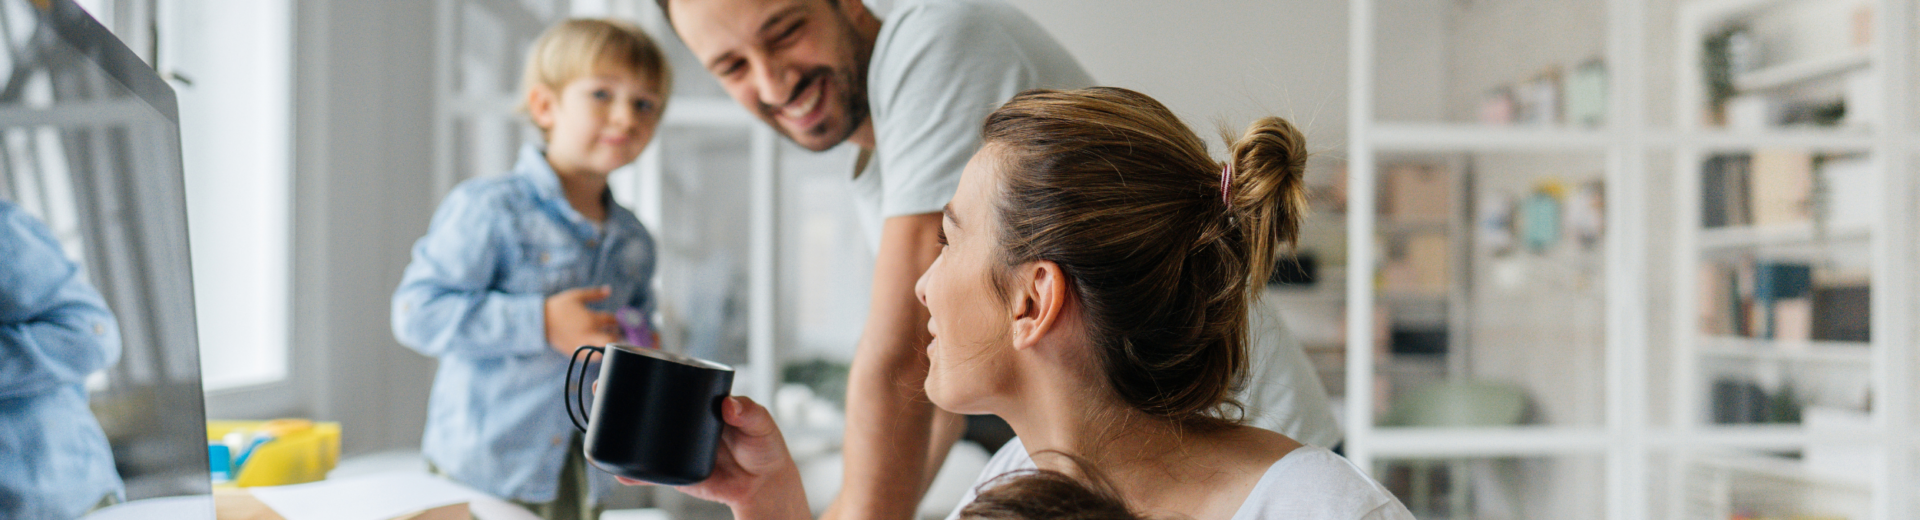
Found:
[751,59,797,109]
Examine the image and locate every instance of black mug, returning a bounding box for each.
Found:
[567,343,735,485]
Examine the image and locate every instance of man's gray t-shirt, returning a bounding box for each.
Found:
[847,0,1342,448]
[850,0,1093,248]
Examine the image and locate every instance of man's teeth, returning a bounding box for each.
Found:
[784,83,821,119]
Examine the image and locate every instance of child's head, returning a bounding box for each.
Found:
[521,19,673,176]
[959,454,1152,520]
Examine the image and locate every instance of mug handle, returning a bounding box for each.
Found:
[565,345,606,434]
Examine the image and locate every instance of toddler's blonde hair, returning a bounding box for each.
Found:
[520,19,673,122]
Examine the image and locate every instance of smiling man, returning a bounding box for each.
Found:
[660,1,1090,518]
[655,1,1337,519]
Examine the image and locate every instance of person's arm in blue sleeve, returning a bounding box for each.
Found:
[390,186,550,359]
[0,205,122,400]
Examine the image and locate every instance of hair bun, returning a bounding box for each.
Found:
[1221,117,1308,286]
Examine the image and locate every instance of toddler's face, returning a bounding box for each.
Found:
[539,67,664,178]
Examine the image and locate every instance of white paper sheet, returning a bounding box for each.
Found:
[247,472,491,520]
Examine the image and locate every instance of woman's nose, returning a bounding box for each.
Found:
[913,267,931,306]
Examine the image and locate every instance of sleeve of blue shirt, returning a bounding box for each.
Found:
[0,203,122,401]
[391,184,550,359]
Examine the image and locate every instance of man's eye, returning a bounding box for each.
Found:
[774,21,804,44]
[592,89,612,101]
[634,99,657,113]
[720,60,745,77]
[936,230,948,247]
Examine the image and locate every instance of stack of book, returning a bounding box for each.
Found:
[1702,150,1815,228]
[1698,260,1870,342]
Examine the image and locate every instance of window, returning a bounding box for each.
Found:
[154,0,293,392]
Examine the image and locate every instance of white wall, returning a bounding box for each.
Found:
[1003,1,1350,155]
[288,0,440,455]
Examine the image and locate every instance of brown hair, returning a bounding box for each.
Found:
[981,87,1308,430]
[520,19,673,117]
[960,455,1150,520]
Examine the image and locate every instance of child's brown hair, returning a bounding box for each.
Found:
[960,453,1153,520]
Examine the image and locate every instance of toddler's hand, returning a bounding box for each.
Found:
[545,286,619,355]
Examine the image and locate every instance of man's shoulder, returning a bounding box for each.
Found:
[886,0,1012,30]
[877,0,1038,59]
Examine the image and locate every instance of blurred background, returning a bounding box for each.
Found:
[52,0,1920,518]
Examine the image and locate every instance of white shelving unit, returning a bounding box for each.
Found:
[1670,0,1913,518]
[1349,0,1916,518]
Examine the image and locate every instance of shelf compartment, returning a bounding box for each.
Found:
[1369,426,1611,458]
[1656,129,1877,150]
[1369,124,1610,151]
[1697,223,1870,250]
[1733,50,1872,92]
[1689,452,1872,490]
[1697,336,1871,364]
[1663,424,1881,449]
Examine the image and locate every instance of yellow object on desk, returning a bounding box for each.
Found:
[208,419,342,487]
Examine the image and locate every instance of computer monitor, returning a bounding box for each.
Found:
[0,0,212,516]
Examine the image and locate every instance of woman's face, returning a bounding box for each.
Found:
[915,146,1019,415]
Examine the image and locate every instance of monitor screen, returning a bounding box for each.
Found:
[0,0,211,517]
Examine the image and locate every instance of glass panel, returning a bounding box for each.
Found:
[1370,151,1609,428]
[1372,0,1609,128]
[1650,448,1873,520]
[1267,156,1352,425]
[644,125,755,365]
[1376,454,1605,520]
[0,0,212,506]
[1690,149,1875,427]
[169,0,292,391]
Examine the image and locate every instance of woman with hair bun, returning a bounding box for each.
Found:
[624,87,1412,520]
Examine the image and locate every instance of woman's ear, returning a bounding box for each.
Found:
[526,83,559,131]
[1009,260,1069,351]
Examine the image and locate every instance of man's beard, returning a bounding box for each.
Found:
[759,65,870,151]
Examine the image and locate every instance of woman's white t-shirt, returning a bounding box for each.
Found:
[944,438,1415,520]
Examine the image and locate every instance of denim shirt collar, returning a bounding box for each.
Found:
[512,142,624,242]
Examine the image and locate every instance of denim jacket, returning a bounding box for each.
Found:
[391,143,655,503]
[0,199,125,518]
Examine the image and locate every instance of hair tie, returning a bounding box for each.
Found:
[1219,163,1234,205]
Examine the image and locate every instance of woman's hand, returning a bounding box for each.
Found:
[619,396,812,520]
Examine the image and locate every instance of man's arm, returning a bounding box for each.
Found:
[825,213,944,520]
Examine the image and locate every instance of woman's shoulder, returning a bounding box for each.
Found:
[1233,446,1415,520]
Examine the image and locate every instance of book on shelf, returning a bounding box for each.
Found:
[1701,154,1753,228]
[1750,149,1815,226]
[1811,283,1870,342]
[1817,154,1878,230]
[1754,262,1812,339]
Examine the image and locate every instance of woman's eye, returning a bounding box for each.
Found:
[591,89,612,101]
[634,99,656,113]
[936,230,948,247]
